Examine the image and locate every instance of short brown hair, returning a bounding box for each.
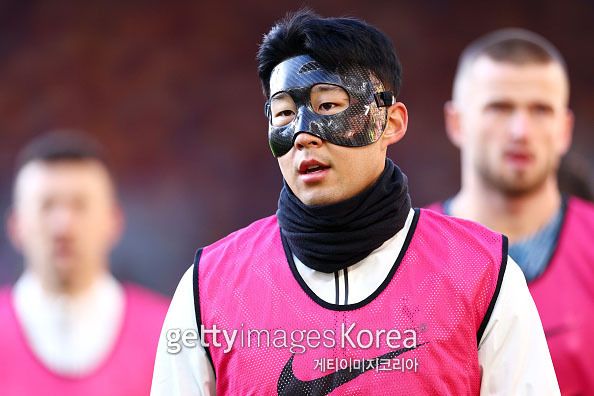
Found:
[15,130,108,175]
[453,28,568,101]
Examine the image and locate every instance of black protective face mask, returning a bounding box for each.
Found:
[265,55,394,157]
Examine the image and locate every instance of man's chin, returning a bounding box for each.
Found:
[51,257,80,278]
[481,165,548,197]
[298,190,341,206]
[495,176,547,197]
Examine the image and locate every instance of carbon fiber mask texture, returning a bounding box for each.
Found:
[265,55,394,157]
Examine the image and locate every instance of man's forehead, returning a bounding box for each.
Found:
[14,159,115,200]
[269,55,344,95]
[472,56,565,78]
[463,56,569,104]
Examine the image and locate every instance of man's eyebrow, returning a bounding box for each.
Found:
[270,92,291,101]
[311,84,344,93]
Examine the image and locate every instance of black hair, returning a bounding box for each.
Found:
[15,130,108,175]
[257,9,402,98]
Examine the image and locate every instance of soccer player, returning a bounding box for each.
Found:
[0,132,169,395]
[429,29,594,394]
[152,12,560,394]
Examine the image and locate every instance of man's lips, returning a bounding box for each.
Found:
[52,242,75,257]
[298,159,331,182]
[298,159,330,174]
[504,151,533,167]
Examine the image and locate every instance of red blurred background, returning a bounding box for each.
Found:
[0,0,592,295]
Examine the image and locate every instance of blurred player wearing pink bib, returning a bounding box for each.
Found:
[428,29,594,394]
[0,132,169,395]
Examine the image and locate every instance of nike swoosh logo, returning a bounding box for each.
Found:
[277,343,427,396]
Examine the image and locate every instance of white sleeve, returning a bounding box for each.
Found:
[478,257,560,395]
[151,265,216,396]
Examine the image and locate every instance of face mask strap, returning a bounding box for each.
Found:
[373,91,394,107]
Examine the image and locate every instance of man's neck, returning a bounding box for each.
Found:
[34,267,107,299]
[450,178,562,242]
[13,269,125,375]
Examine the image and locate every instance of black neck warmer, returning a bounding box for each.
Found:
[277,158,411,273]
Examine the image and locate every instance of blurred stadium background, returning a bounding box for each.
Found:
[0,0,592,295]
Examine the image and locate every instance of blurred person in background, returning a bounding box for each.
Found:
[152,11,559,395]
[0,131,169,395]
[429,29,594,394]
[558,152,594,202]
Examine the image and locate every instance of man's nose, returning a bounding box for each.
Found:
[509,110,531,140]
[293,131,324,150]
[48,206,77,236]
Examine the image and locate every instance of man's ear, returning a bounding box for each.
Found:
[444,101,463,148]
[108,203,125,249]
[6,207,23,253]
[559,108,574,156]
[381,102,408,149]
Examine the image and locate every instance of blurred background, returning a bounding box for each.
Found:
[0,0,592,296]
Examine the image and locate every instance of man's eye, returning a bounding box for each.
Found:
[532,104,553,115]
[487,102,514,112]
[276,110,295,117]
[310,84,349,115]
[271,108,296,126]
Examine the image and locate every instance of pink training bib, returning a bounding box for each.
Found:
[427,196,594,395]
[0,284,169,396]
[196,209,505,395]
